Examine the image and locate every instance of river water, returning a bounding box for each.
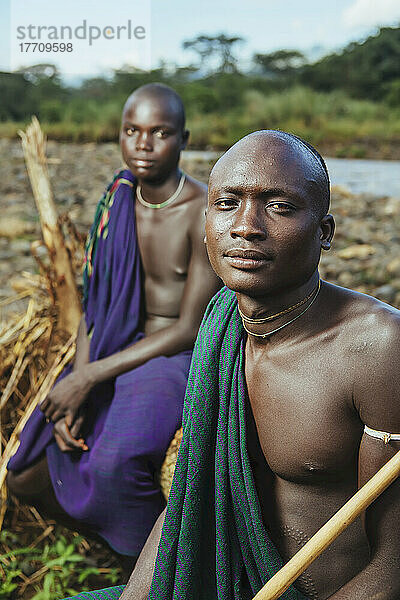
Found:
[325,157,400,197]
[183,151,400,197]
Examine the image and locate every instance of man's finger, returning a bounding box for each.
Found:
[54,421,88,452]
[54,432,71,452]
[63,419,88,451]
[42,404,56,419]
[70,414,85,438]
[51,409,67,423]
[68,412,89,449]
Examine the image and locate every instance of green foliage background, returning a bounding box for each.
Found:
[1,27,400,156]
[0,528,121,599]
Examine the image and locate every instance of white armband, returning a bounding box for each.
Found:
[364,425,400,445]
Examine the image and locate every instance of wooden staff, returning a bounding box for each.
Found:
[253,449,400,600]
[18,116,82,335]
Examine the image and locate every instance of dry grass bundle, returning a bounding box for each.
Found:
[18,117,82,335]
[0,219,82,516]
[0,227,181,597]
[0,250,83,597]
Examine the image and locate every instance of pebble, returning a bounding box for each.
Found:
[10,239,32,255]
[386,257,400,275]
[374,285,396,302]
[337,244,375,260]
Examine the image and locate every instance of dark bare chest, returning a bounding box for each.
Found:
[135,204,191,281]
[244,340,363,484]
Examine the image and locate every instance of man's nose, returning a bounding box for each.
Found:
[230,202,267,240]
[136,132,152,151]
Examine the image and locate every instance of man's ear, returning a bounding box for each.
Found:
[319,214,335,250]
[181,129,189,150]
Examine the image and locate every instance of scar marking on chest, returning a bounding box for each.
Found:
[295,571,320,600]
[279,525,320,599]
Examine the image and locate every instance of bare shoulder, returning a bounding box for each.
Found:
[180,174,208,238]
[325,281,400,343]
[182,174,208,210]
[326,282,400,428]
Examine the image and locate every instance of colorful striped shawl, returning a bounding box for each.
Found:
[83,170,135,311]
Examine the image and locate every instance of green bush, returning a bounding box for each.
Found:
[0,529,120,599]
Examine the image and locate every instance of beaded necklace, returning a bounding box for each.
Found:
[240,280,321,339]
[136,172,186,209]
[238,281,319,324]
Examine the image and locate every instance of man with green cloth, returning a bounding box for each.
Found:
[68,131,400,600]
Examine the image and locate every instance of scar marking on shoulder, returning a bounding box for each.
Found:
[348,340,374,354]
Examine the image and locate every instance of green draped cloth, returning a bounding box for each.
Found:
[65,287,307,600]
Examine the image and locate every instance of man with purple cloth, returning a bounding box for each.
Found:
[7,83,221,574]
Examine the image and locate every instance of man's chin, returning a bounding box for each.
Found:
[128,165,157,180]
[218,272,272,296]
[131,168,176,187]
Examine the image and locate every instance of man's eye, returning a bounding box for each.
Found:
[156,130,168,138]
[267,202,293,212]
[126,128,136,136]
[215,199,237,209]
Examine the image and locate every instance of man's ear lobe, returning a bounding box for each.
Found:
[181,129,189,149]
[320,214,335,251]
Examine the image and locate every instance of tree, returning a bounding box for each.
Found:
[0,65,68,122]
[182,35,215,71]
[253,50,306,77]
[215,34,244,73]
[0,72,34,120]
[301,26,400,100]
[183,33,245,73]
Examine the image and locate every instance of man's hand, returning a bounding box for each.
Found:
[40,370,92,424]
[53,416,88,453]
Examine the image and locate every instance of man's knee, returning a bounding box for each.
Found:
[6,469,30,499]
[6,457,51,499]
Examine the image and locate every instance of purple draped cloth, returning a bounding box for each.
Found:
[8,169,192,556]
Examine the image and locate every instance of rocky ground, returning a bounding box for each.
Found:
[0,139,400,320]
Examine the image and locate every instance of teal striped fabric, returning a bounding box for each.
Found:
[64,287,306,600]
[148,287,306,600]
[63,585,124,599]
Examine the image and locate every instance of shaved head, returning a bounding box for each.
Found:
[123,83,186,132]
[210,130,330,216]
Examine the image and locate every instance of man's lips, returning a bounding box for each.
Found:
[224,248,272,270]
[129,158,155,168]
[225,248,270,259]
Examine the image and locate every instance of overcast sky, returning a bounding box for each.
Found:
[1,0,399,80]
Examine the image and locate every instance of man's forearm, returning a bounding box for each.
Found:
[73,316,90,371]
[120,508,166,600]
[85,319,195,387]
